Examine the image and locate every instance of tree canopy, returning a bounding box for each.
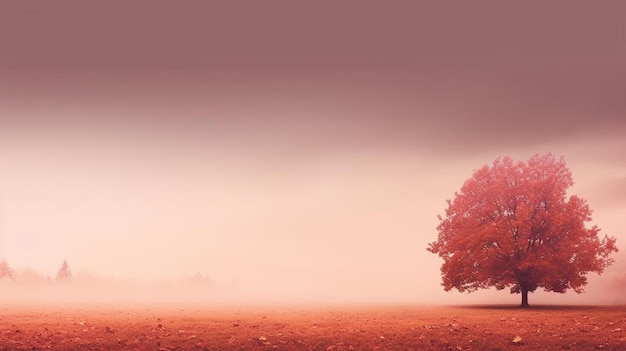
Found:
[428,153,618,307]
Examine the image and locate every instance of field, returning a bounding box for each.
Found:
[0,304,625,350]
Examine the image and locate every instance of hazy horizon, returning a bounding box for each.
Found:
[1,1,625,306]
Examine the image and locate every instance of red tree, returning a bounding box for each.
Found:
[428,154,618,307]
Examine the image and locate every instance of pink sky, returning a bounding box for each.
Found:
[0,1,625,304]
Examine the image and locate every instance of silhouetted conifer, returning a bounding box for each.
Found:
[56,259,72,282]
[0,259,14,280]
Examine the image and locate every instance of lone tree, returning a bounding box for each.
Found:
[56,259,72,282]
[428,153,618,307]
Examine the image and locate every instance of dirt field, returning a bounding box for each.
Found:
[0,304,624,350]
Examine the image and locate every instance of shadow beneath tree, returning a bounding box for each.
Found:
[451,304,618,311]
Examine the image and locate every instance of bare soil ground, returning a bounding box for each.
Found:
[0,304,624,350]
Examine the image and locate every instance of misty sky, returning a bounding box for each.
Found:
[1,1,625,304]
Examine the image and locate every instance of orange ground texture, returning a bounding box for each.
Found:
[0,304,625,350]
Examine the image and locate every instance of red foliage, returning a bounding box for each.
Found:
[428,153,618,306]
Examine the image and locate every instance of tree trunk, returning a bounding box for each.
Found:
[520,288,529,308]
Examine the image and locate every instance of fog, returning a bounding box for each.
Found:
[1,1,625,307]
